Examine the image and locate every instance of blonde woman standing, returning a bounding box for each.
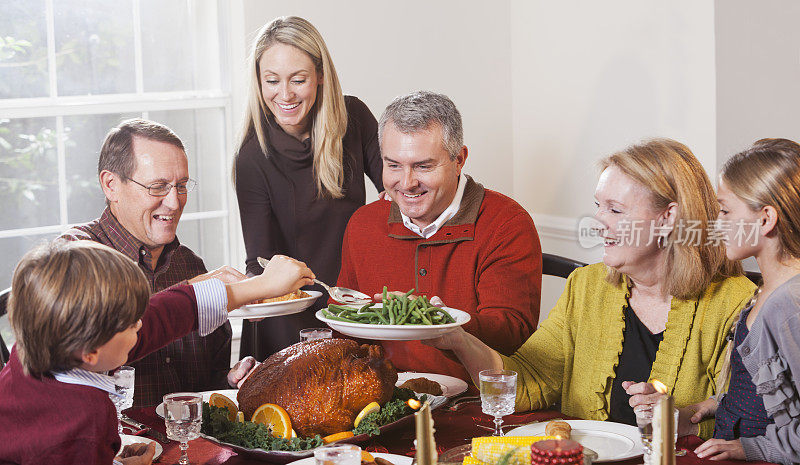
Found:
[234,16,382,358]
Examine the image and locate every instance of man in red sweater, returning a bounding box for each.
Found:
[337,91,542,381]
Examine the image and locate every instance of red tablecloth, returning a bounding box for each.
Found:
[125,403,773,465]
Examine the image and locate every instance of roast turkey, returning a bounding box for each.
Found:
[237,338,398,437]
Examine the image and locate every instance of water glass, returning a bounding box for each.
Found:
[479,369,517,436]
[111,365,135,434]
[164,392,203,465]
[300,328,333,341]
[634,405,681,464]
[313,444,361,465]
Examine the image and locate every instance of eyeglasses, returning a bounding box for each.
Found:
[125,177,197,196]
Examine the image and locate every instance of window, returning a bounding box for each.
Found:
[0,0,234,290]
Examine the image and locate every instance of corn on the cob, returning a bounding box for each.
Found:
[470,436,555,464]
[462,456,487,465]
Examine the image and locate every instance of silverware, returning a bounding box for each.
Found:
[120,414,168,442]
[447,395,480,411]
[257,256,372,305]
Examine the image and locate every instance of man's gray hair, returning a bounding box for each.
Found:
[378,91,463,160]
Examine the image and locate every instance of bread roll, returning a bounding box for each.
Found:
[545,420,571,439]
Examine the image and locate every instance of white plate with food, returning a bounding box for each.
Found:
[286,452,412,465]
[315,306,470,340]
[156,389,238,418]
[396,372,469,398]
[507,420,643,462]
[118,434,163,461]
[228,290,322,320]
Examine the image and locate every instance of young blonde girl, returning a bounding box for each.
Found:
[691,138,800,463]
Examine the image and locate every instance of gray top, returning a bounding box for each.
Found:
[738,273,800,464]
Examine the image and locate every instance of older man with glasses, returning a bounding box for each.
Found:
[60,118,244,407]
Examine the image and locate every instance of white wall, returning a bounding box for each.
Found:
[509,1,719,316]
[715,0,800,171]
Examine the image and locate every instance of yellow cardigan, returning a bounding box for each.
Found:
[502,263,756,439]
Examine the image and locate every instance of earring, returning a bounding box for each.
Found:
[657,235,665,248]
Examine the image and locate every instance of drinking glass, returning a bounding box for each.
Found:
[634,405,682,464]
[111,365,135,434]
[163,392,203,465]
[313,444,361,465]
[300,328,333,341]
[479,369,517,436]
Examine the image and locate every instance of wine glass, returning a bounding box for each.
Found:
[479,369,517,436]
[163,392,203,465]
[313,444,361,465]
[111,365,135,434]
[634,405,682,465]
[300,328,332,341]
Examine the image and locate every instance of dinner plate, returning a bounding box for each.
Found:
[118,434,163,460]
[156,389,238,418]
[507,420,643,462]
[228,291,322,320]
[286,452,412,465]
[396,372,468,398]
[315,306,470,340]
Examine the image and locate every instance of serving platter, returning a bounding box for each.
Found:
[228,291,322,320]
[287,452,412,465]
[191,389,443,462]
[315,306,470,340]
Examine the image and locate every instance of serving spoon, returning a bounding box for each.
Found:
[257,256,373,306]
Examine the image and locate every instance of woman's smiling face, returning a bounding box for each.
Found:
[258,43,321,140]
[593,165,670,278]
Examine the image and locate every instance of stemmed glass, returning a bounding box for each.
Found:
[300,328,333,341]
[479,369,517,436]
[634,405,684,464]
[111,365,135,434]
[313,444,361,465]
[163,392,203,465]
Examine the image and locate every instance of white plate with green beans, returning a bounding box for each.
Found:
[316,292,470,340]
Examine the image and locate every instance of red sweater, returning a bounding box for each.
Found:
[337,177,541,380]
[0,285,200,465]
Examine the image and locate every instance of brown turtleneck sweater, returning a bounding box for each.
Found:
[234,95,383,359]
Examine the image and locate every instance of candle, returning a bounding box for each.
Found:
[651,380,675,465]
[530,439,583,465]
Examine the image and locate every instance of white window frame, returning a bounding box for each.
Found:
[0,0,237,268]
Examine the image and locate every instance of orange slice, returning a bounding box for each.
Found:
[353,401,380,428]
[209,393,238,422]
[251,403,292,439]
[361,451,375,462]
[322,431,355,444]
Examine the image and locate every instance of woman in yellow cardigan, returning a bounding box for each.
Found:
[429,139,755,439]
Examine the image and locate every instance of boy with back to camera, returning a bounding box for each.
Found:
[0,240,314,465]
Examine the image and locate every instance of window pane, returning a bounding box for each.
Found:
[140,0,193,92]
[0,117,59,230]
[148,109,226,214]
[54,0,135,96]
[176,217,226,272]
[0,0,49,98]
[0,232,59,289]
[64,113,139,224]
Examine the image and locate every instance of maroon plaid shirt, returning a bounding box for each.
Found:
[60,208,232,407]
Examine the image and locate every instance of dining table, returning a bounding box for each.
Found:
[124,399,776,465]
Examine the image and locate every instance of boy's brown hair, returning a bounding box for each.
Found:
[8,240,150,376]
